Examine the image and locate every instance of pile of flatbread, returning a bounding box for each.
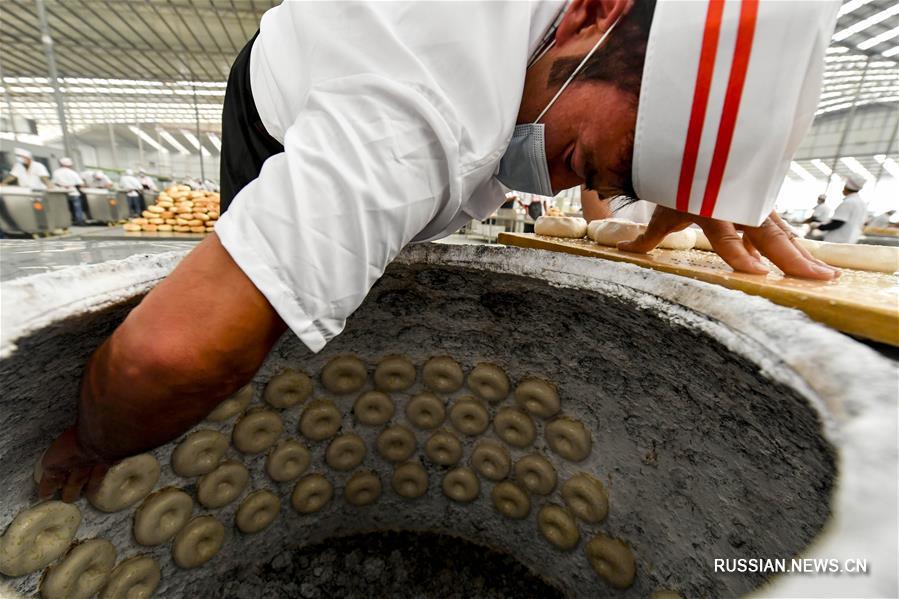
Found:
[123,185,220,234]
[533,215,898,274]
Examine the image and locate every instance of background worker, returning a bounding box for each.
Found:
[3,148,50,189]
[118,169,144,217]
[51,157,87,225]
[37,0,844,501]
[804,194,833,225]
[818,175,868,244]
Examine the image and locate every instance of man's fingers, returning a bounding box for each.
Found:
[38,469,65,499]
[85,463,110,496]
[742,236,762,261]
[769,212,840,275]
[617,216,678,254]
[744,220,839,280]
[61,467,91,503]
[703,221,770,274]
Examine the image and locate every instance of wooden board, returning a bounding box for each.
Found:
[498,232,899,347]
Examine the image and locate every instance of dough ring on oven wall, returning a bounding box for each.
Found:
[448,396,489,436]
[493,407,536,448]
[0,501,81,576]
[233,408,284,454]
[405,392,446,430]
[467,362,510,403]
[207,384,253,422]
[546,417,592,461]
[320,355,367,394]
[377,425,417,462]
[374,355,416,392]
[291,474,333,514]
[585,533,636,589]
[391,462,428,499]
[133,488,193,546]
[197,461,249,509]
[235,490,281,534]
[422,356,464,393]
[263,369,313,409]
[99,554,161,599]
[325,433,367,471]
[299,400,342,441]
[353,391,395,426]
[470,439,511,481]
[514,377,560,419]
[171,430,228,477]
[40,538,116,599]
[87,453,160,512]
[562,473,609,523]
[265,439,311,482]
[172,516,225,569]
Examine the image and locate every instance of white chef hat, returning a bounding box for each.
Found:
[59,157,73,167]
[843,173,866,192]
[632,0,841,226]
[14,148,32,159]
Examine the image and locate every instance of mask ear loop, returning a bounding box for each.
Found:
[533,12,624,125]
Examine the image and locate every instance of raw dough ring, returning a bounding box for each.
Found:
[514,378,560,419]
[133,488,193,546]
[100,555,161,599]
[448,396,489,436]
[172,516,225,569]
[320,355,367,394]
[467,362,510,403]
[585,533,636,589]
[291,474,333,514]
[263,369,312,409]
[344,471,381,507]
[561,473,609,523]
[40,538,116,599]
[87,454,161,512]
[325,433,367,471]
[546,417,592,461]
[298,400,342,441]
[537,504,579,551]
[232,408,284,454]
[470,440,511,481]
[0,501,81,576]
[491,481,530,519]
[493,407,536,448]
[405,392,446,429]
[197,461,249,509]
[798,237,899,273]
[374,355,416,391]
[422,356,464,393]
[534,215,588,238]
[353,391,395,426]
[442,467,480,503]
[514,454,557,495]
[588,218,696,250]
[171,430,228,477]
[391,462,428,498]
[207,384,253,421]
[265,439,311,482]
[235,490,281,534]
[376,425,417,462]
[424,430,463,466]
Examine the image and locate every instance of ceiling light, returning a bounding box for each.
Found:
[833,5,899,42]
[128,126,169,153]
[207,132,222,151]
[883,45,899,58]
[839,156,875,181]
[838,0,875,18]
[180,130,212,157]
[858,26,899,50]
[810,159,833,176]
[790,162,818,183]
[879,157,899,178]
[159,130,192,155]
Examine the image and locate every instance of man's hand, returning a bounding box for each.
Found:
[618,206,840,280]
[38,427,109,502]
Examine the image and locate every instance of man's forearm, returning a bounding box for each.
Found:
[75,234,287,460]
[817,219,845,231]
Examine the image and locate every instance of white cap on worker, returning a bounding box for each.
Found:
[14,148,32,159]
[632,0,840,226]
[125,169,134,176]
[843,173,866,192]
[59,157,73,167]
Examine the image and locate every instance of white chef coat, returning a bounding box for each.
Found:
[612,199,655,224]
[51,167,84,195]
[216,1,564,352]
[119,175,142,194]
[869,212,893,228]
[10,160,50,190]
[811,202,832,223]
[139,175,158,191]
[823,193,867,244]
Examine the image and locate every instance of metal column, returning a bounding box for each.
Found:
[0,58,21,141]
[107,123,119,169]
[35,0,74,159]
[192,84,205,181]
[136,123,145,167]
[825,56,871,192]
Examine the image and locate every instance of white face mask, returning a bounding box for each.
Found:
[496,14,623,197]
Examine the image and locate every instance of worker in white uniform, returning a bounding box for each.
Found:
[868,210,895,229]
[804,195,832,225]
[818,175,868,244]
[137,168,158,192]
[51,157,87,225]
[88,170,113,190]
[37,0,846,501]
[3,148,50,190]
[118,169,144,217]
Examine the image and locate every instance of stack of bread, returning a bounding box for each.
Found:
[122,185,220,234]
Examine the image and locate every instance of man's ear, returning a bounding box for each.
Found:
[555,0,633,46]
